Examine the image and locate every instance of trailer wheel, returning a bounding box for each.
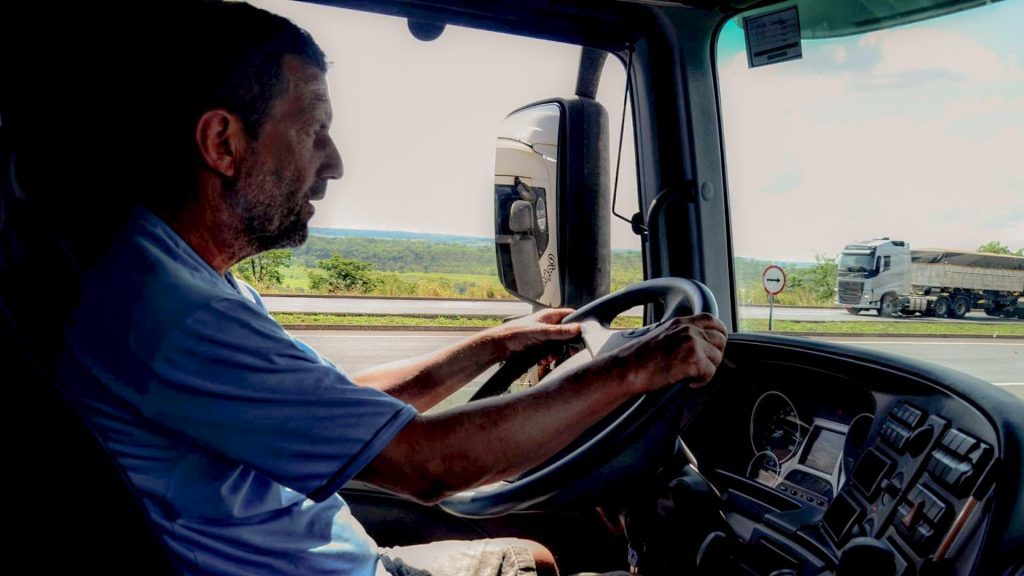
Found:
[933,297,951,318]
[950,297,970,319]
[845,307,862,315]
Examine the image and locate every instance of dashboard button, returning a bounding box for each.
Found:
[892,403,925,429]
[882,419,911,452]
[928,429,992,496]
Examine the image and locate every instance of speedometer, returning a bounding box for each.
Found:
[750,391,805,463]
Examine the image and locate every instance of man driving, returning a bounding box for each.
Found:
[56,2,727,575]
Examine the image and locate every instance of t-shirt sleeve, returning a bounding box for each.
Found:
[143,296,416,501]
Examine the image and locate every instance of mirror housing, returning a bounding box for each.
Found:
[494,98,610,308]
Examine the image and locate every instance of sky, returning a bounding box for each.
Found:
[719,0,1023,261]
[252,0,1021,261]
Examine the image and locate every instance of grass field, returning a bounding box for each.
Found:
[739,319,1024,336]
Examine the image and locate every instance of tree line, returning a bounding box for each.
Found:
[232,235,1020,303]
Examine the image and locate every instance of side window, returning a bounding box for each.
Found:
[883,256,891,271]
[248,1,641,409]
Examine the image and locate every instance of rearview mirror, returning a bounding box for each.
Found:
[494,102,562,306]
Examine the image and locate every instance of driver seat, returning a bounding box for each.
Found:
[1,116,179,574]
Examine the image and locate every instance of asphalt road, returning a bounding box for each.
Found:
[291,330,1024,404]
[264,296,1018,324]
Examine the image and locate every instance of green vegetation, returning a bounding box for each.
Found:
[233,234,844,305]
[272,313,1020,336]
[271,313,645,329]
[234,234,645,300]
[271,313,502,328]
[734,256,837,307]
[234,233,845,305]
[237,234,1022,307]
[233,250,293,287]
[293,235,495,274]
[977,241,1024,256]
[741,319,1024,336]
[611,251,644,292]
[308,255,380,294]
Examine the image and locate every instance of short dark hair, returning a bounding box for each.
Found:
[148,1,328,215]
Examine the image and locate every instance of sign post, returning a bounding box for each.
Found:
[762,265,787,331]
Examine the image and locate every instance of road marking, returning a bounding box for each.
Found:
[993,383,1023,387]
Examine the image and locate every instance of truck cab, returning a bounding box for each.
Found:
[838,239,912,316]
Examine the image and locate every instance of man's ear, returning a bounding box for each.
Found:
[195,110,248,178]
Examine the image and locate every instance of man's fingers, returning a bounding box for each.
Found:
[534,308,576,324]
[543,322,582,339]
[687,349,720,389]
[703,329,728,352]
[687,313,727,334]
[703,339,724,367]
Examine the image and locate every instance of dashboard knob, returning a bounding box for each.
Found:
[880,472,904,505]
[838,537,897,576]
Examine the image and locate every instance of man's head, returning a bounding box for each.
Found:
[151,1,342,257]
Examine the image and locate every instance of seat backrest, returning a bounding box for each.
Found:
[1,119,179,574]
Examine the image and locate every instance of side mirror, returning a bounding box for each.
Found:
[494,102,562,305]
[494,98,610,308]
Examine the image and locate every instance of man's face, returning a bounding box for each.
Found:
[229,55,343,251]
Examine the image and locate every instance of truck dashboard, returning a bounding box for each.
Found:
[685,334,1022,575]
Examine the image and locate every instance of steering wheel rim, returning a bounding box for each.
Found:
[439,277,718,517]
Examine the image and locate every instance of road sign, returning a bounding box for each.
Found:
[762,265,787,295]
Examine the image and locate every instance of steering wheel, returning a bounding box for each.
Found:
[439,277,719,517]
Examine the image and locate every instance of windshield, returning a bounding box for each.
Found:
[717,0,1023,390]
[839,254,874,273]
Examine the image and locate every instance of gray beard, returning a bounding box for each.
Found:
[227,158,317,254]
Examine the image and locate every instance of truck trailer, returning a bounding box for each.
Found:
[836,239,1024,319]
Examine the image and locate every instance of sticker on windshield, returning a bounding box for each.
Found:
[744,6,803,68]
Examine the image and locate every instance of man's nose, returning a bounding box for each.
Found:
[321,136,343,181]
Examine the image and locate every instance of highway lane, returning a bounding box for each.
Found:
[291,330,1024,405]
[264,296,1018,324]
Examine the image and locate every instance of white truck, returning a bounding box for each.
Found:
[836,238,1024,319]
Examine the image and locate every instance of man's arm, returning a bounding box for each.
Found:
[356,314,727,503]
[352,309,581,412]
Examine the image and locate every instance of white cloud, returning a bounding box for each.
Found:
[860,26,1023,85]
[721,28,1024,261]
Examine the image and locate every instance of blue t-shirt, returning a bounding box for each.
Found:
[57,208,417,575]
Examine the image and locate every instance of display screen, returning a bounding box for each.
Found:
[801,428,845,474]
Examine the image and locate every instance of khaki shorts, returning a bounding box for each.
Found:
[377,539,537,576]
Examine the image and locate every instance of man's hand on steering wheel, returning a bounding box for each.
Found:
[482,308,583,357]
[607,313,727,394]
